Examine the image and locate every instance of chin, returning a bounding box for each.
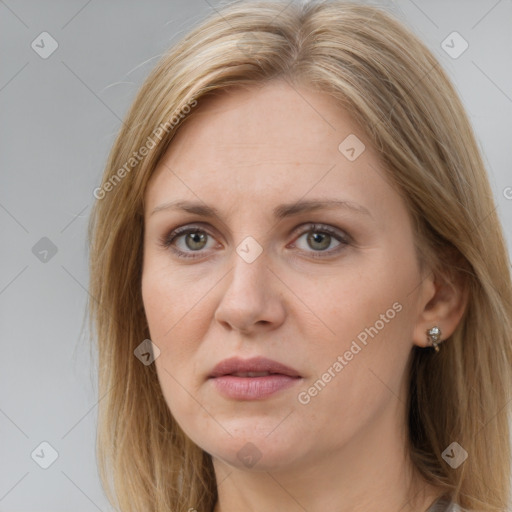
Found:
[211,444,299,472]
[197,429,305,472]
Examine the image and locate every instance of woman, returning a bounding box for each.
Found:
[88,1,512,511]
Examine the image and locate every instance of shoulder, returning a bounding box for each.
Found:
[430,498,468,512]
[448,504,471,512]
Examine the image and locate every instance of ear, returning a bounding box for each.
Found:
[412,266,468,349]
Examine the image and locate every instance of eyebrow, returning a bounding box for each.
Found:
[150,198,372,220]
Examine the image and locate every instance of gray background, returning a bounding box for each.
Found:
[1,0,511,510]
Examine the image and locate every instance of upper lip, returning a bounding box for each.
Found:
[208,357,302,378]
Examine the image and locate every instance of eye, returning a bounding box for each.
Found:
[159,225,218,259]
[159,222,351,260]
[290,223,350,258]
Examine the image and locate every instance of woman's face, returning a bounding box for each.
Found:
[142,80,433,472]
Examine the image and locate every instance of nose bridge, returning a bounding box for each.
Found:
[225,240,269,298]
[226,215,269,282]
[214,237,285,332]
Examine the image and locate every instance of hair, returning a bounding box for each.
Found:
[87,1,512,511]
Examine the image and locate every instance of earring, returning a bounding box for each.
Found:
[426,326,441,352]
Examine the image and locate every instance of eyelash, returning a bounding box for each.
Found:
[158,223,351,260]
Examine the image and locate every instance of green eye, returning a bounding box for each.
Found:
[182,231,209,251]
[306,231,334,251]
[292,223,350,258]
[161,227,215,259]
[160,222,351,260]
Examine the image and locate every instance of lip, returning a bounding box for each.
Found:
[209,356,301,378]
[208,356,302,400]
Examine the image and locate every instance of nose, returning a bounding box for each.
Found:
[213,248,286,334]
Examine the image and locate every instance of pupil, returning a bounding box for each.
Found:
[308,232,330,250]
[187,232,206,250]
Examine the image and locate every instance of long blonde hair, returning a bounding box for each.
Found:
[88,1,512,511]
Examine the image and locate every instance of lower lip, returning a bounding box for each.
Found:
[210,375,301,400]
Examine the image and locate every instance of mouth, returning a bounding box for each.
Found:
[227,371,281,377]
[208,356,301,378]
[208,357,302,400]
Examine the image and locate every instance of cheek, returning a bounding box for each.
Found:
[141,260,217,394]
[292,247,419,401]
[141,253,211,342]
[296,252,416,348]
[290,286,414,450]
[142,268,210,429]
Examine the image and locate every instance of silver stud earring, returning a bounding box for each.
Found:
[426,326,442,352]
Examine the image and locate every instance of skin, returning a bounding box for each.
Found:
[141,79,466,512]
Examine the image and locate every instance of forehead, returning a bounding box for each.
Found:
[144,80,394,221]
[165,80,357,161]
